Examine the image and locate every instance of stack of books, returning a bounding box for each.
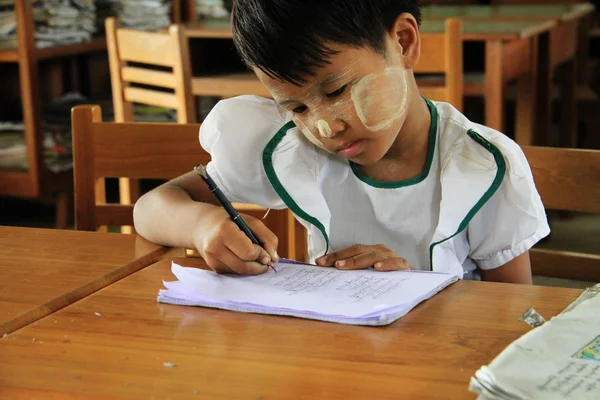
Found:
[0,0,96,49]
[105,0,171,31]
[35,0,97,48]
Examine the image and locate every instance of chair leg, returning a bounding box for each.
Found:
[54,191,71,229]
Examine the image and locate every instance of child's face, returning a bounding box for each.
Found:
[255,43,411,166]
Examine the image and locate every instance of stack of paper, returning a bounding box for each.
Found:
[0,0,47,49]
[195,0,229,19]
[470,285,600,399]
[0,0,17,49]
[34,0,97,48]
[158,259,458,326]
[0,122,26,170]
[111,0,171,31]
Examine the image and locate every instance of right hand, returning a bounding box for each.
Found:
[194,208,279,275]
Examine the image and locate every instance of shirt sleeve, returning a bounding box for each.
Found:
[467,138,550,270]
[199,95,287,209]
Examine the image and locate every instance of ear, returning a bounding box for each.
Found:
[387,13,420,70]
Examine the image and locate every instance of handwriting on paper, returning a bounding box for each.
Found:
[270,266,409,302]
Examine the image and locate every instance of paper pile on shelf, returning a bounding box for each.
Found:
[97,0,171,31]
[195,0,229,19]
[35,0,97,48]
[0,0,97,50]
[0,122,27,170]
[0,0,19,49]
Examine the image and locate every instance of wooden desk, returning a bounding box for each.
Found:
[421,4,595,21]
[0,226,173,335]
[420,3,596,147]
[0,258,582,399]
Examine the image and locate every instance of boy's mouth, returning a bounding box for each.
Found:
[335,139,366,159]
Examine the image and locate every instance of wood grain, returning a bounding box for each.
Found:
[191,73,271,98]
[0,257,582,399]
[0,227,175,335]
[415,19,463,111]
[523,146,600,280]
[523,146,600,214]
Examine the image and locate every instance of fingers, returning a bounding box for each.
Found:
[374,257,412,272]
[201,217,273,275]
[244,214,279,263]
[205,245,269,275]
[221,220,272,265]
[203,253,235,274]
[335,248,390,270]
[316,244,369,267]
[315,244,410,272]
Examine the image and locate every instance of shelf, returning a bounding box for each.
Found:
[0,169,36,197]
[0,50,19,63]
[191,73,270,97]
[182,19,233,39]
[0,167,73,198]
[0,38,107,64]
[36,38,107,60]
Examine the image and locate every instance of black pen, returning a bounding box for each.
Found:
[194,164,277,272]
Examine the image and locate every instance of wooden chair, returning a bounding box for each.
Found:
[523,146,600,282]
[105,16,196,218]
[71,105,292,257]
[416,18,464,111]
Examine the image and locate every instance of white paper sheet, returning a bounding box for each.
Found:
[158,259,458,326]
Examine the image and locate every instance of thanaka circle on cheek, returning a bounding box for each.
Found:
[317,120,333,138]
[350,67,409,132]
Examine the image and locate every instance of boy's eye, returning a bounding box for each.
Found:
[325,85,347,98]
[292,105,308,114]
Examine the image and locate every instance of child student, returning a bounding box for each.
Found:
[134,0,549,283]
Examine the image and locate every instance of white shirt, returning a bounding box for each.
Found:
[321,105,440,271]
[200,95,550,278]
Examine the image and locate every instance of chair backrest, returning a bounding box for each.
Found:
[72,105,206,230]
[72,105,296,258]
[415,18,463,111]
[523,146,600,282]
[105,17,195,123]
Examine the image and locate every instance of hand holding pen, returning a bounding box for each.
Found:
[194,164,278,273]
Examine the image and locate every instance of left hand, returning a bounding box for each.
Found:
[315,244,412,271]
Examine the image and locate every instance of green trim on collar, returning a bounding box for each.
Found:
[349,97,439,189]
[428,129,507,271]
[262,120,330,256]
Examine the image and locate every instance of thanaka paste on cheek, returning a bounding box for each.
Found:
[317,119,333,138]
[350,67,409,132]
[294,117,326,149]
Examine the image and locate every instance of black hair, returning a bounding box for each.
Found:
[232,0,422,85]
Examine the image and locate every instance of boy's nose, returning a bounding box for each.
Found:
[316,118,346,139]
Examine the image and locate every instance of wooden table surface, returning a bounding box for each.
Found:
[0,226,173,335]
[0,257,583,399]
[183,18,557,41]
[421,3,595,22]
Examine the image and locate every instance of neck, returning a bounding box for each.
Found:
[358,83,432,182]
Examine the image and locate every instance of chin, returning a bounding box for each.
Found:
[349,151,383,166]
